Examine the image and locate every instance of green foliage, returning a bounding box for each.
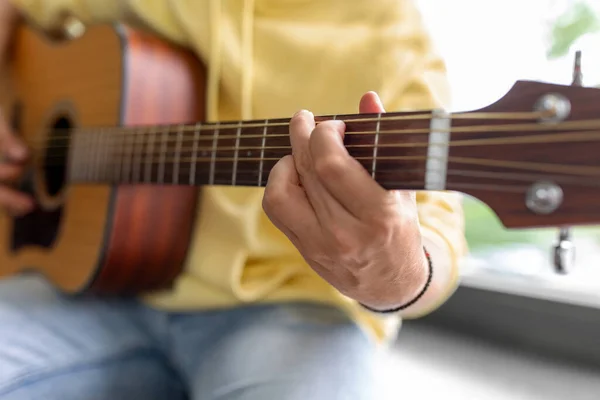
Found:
[547,1,600,59]
[462,197,556,251]
[463,196,600,252]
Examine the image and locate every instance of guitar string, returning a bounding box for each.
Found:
[42,129,600,158]
[66,175,591,195]
[61,154,600,177]
[12,112,600,178]
[15,109,571,147]
[79,165,600,187]
[37,129,600,176]
[24,109,554,142]
[29,119,600,155]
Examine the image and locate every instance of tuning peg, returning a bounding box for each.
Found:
[553,228,576,274]
[552,50,583,275]
[572,50,583,86]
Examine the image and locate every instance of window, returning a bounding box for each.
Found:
[416,0,600,306]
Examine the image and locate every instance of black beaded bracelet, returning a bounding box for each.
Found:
[360,246,433,314]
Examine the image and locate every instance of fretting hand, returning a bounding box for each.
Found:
[262,92,429,311]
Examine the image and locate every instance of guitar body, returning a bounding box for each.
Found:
[0,24,205,294]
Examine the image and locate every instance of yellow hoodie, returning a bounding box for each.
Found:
[12,0,467,342]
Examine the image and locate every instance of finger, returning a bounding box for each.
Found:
[288,110,316,178]
[0,186,34,216]
[0,163,24,182]
[263,154,320,239]
[359,91,386,114]
[0,110,28,162]
[359,92,419,211]
[290,111,351,225]
[309,119,389,218]
[288,109,348,222]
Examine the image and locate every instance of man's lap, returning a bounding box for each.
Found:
[0,275,378,400]
[171,301,378,400]
[0,275,182,399]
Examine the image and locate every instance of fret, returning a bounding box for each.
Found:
[68,131,80,181]
[228,119,269,187]
[173,124,184,184]
[77,132,86,180]
[132,127,145,183]
[209,122,219,185]
[124,129,133,183]
[231,121,242,185]
[85,131,93,181]
[82,131,92,181]
[190,122,201,185]
[94,129,104,181]
[121,130,130,183]
[129,130,137,182]
[425,109,452,190]
[122,128,135,183]
[84,130,93,180]
[110,131,121,183]
[92,129,100,181]
[343,110,432,191]
[144,127,157,184]
[100,129,110,182]
[114,130,124,183]
[371,113,381,179]
[258,119,268,186]
[114,131,123,183]
[158,126,168,184]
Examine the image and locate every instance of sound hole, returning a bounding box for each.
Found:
[10,111,73,252]
[44,115,71,197]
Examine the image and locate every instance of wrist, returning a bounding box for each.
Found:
[359,246,432,314]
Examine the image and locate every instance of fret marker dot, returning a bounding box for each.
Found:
[247,151,252,157]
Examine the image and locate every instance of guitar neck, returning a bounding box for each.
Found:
[60,98,580,195]
[65,109,451,191]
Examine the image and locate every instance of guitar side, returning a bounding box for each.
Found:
[0,24,205,294]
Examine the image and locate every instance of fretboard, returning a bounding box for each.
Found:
[62,110,450,191]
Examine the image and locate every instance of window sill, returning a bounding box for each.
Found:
[418,263,600,367]
[459,267,600,310]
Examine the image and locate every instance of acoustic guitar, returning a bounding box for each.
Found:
[0,23,598,295]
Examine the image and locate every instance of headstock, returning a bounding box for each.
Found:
[447,51,600,236]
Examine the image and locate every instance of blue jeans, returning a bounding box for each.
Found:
[0,275,378,399]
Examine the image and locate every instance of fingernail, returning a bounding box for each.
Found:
[293,109,311,118]
[367,91,386,110]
